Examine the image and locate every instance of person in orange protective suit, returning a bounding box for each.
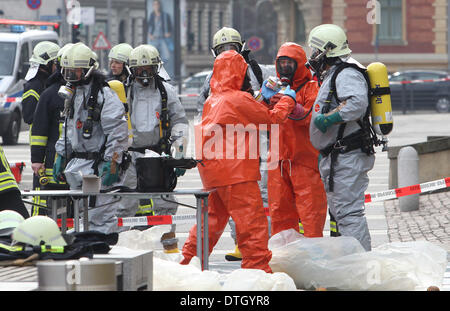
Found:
[180,50,296,273]
[267,42,328,237]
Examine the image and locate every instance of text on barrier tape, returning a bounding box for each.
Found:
[364,177,450,203]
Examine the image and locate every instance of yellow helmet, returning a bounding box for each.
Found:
[60,42,98,82]
[109,43,133,64]
[0,210,25,237]
[308,24,352,57]
[129,44,162,68]
[12,216,67,247]
[57,43,74,63]
[29,41,60,65]
[129,45,162,84]
[211,27,243,57]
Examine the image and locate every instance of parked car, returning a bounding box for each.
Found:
[0,28,59,145]
[388,70,450,113]
[179,70,211,112]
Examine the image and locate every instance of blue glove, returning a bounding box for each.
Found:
[261,79,278,100]
[278,85,296,101]
[101,161,119,186]
[175,168,186,177]
[314,111,344,133]
[52,155,65,184]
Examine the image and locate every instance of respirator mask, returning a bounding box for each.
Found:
[133,65,159,87]
[276,56,297,85]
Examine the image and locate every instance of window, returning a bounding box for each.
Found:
[0,42,17,76]
[197,10,203,51]
[378,0,403,44]
[208,11,213,50]
[218,12,223,28]
[187,10,193,51]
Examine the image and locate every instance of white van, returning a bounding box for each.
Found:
[0,28,58,145]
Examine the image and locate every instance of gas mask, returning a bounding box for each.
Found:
[276,56,297,85]
[58,82,75,101]
[305,48,328,77]
[133,65,159,87]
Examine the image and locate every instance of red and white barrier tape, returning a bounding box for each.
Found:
[57,177,449,228]
[390,77,450,85]
[365,177,450,203]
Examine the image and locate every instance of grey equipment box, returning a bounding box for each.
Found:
[94,247,153,291]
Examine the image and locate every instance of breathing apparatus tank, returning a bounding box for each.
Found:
[366,62,393,136]
[107,80,133,146]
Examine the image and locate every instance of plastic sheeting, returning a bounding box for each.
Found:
[269,229,448,290]
[117,228,297,291]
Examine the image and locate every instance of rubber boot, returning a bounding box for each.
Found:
[161,232,179,253]
[225,244,242,261]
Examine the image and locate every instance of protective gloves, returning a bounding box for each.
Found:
[52,155,65,184]
[101,161,119,186]
[314,111,343,133]
[175,168,186,177]
[261,79,278,100]
[289,103,306,119]
[278,85,296,101]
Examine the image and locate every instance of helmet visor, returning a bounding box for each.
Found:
[276,56,297,81]
[214,43,241,57]
[62,67,83,82]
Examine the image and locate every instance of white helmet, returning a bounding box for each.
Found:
[60,42,98,83]
[29,41,60,65]
[109,43,133,64]
[57,43,74,63]
[12,216,67,247]
[129,44,162,85]
[25,41,60,80]
[211,27,243,57]
[308,24,352,57]
[0,210,25,237]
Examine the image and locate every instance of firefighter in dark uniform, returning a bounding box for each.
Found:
[30,44,72,216]
[0,146,29,218]
[22,41,60,210]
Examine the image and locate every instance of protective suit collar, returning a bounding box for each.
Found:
[210,50,248,93]
[276,42,312,90]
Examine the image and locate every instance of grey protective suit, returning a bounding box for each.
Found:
[309,57,374,251]
[196,62,275,242]
[123,77,189,246]
[55,80,133,234]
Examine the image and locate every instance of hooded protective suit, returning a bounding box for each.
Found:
[55,74,131,233]
[309,57,374,251]
[267,43,327,237]
[122,74,189,248]
[181,50,295,272]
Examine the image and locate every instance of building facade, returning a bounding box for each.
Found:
[1,0,448,78]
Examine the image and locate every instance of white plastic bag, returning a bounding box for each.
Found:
[116,225,172,250]
[221,269,297,291]
[153,257,222,291]
[269,229,447,290]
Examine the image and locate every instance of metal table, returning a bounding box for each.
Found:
[21,189,212,270]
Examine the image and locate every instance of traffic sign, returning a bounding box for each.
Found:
[247,36,263,52]
[93,31,111,50]
[26,0,41,10]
